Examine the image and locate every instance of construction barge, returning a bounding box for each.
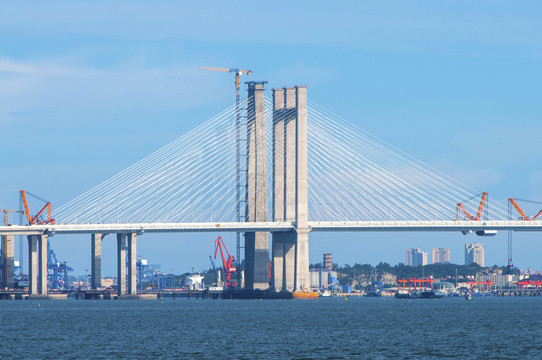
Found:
[0,289,319,300]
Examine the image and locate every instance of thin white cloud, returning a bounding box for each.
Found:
[0,58,76,76]
[0,57,229,125]
[1,2,541,55]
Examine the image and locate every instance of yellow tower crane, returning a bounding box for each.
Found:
[199,66,253,289]
[199,67,252,103]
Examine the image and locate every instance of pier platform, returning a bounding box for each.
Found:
[27,294,68,300]
[115,294,157,300]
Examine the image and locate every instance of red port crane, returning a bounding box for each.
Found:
[20,190,55,225]
[214,236,236,288]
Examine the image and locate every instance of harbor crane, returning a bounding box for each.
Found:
[200,66,252,289]
[214,236,236,288]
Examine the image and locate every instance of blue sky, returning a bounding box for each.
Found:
[1,1,542,275]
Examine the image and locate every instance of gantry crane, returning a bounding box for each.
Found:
[214,236,236,288]
[200,66,252,289]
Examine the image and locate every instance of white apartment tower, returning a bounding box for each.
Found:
[405,248,428,266]
[431,248,450,264]
[465,243,485,267]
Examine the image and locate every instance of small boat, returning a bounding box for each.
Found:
[319,290,332,297]
[420,290,446,299]
[464,292,472,300]
[395,289,411,299]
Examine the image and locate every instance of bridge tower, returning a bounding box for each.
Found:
[271,85,309,292]
[244,81,270,290]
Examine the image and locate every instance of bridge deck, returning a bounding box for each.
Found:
[1,220,542,236]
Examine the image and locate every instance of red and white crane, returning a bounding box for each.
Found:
[214,236,236,288]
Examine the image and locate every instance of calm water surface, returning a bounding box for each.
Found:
[0,297,541,359]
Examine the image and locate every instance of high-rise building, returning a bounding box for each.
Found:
[323,253,333,271]
[405,248,428,266]
[465,243,484,267]
[431,248,450,264]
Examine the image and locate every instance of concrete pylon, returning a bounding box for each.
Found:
[244,81,269,290]
[271,88,285,291]
[38,235,48,295]
[283,88,298,291]
[271,87,297,292]
[127,233,137,295]
[2,235,14,289]
[27,235,48,295]
[117,233,126,295]
[294,86,310,291]
[270,85,310,292]
[27,235,38,295]
[91,233,104,289]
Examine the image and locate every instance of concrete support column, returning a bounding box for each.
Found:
[271,88,285,292]
[127,233,137,295]
[2,235,14,289]
[283,87,297,291]
[272,88,285,223]
[284,87,296,222]
[271,236,284,291]
[91,233,103,289]
[283,238,296,291]
[27,235,38,295]
[244,81,269,290]
[38,235,48,294]
[117,233,126,295]
[294,86,310,291]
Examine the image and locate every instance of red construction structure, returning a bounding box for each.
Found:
[517,280,542,289]
[397,278,436,291]
[214,236,236,288]
[508,198,542,221]
[466,280,493,291]
[20,190,55,225]
[456,192,488,221]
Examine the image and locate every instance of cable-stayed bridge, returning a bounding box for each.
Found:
[1,82,541,296]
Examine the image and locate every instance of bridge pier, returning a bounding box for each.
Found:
[28,236,37,294]
[117,234,126,295]
[2,235,14,289]
[294,86,310,291]
[244,81,269,290]
[116,233,137,296]
[27,235,48,295]
[271,88,285,291]
[91,233,104,289]
[38,235,48,294]
[271,86,310,292]
[127,233,137,295]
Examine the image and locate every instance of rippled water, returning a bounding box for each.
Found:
[1,297,541,359]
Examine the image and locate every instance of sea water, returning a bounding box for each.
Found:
[0,297,541,359]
